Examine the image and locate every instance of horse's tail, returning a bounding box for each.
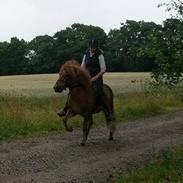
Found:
[103,84,116,136]
[103,84,114,113]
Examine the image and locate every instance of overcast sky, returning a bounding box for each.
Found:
[0,0,170,42]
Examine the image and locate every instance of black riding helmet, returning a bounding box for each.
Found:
[88,38,99,48]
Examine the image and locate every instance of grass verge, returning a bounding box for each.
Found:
[113,146,183,183]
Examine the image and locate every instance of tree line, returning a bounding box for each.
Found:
[0,18,182,75]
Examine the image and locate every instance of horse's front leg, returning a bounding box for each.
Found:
[86,115,93,140]
[63,110,75,132]
[80,117,88,146]
[80,115,93,146]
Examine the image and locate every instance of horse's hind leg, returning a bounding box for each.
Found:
[80,115,93,146]
[105,112,116,140]
[101,103,116,140]
[108,121,116,140]
[98,93,116,140]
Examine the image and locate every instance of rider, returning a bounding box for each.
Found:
[57,38,115,123]
[81,38,106,99]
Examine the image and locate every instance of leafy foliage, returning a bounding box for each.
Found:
[158,0,183,20]
[151,18,183,86]
[0,37,28,75]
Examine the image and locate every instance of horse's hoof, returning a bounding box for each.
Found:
[68,127,73,132]
[66,126,73,132]
[108,123,116,133]
[80,142,86,146]
[108,133,114,141]
[80,140,86,146]
[108,137,114,141]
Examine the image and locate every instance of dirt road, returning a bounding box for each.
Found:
[0,111,183,183]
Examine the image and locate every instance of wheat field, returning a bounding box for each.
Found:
[0,72,150,97]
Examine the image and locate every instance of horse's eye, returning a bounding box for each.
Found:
[64,73,70,79]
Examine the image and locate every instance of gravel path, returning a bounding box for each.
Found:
[0,111,183,183]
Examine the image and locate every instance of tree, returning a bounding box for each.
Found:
[107,20,160,72]
[28,35,56,73]
[0,37,28,75]
[158,0,183,20]
[0,41,9,75]
[152,0,183,86]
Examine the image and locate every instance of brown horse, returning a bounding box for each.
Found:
[54,60,116,145]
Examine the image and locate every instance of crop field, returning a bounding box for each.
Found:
[0,72,150,96]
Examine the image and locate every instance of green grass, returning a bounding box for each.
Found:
[113,146,183,183]
[0,73,182,140]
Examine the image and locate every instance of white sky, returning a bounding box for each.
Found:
[0,0,170,42]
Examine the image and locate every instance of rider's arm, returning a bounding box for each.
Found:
[81,55,86,69]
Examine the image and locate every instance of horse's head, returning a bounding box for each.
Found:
[54,61,80,93]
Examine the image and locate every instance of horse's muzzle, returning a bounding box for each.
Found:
[53,83,65,93]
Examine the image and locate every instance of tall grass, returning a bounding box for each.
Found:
[115,89,183,121]
[0,95,65,139]
[0,87,182,140]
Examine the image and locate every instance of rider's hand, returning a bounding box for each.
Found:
[91,77,97,82]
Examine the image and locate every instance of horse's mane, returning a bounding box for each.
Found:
[60,60,91,89]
